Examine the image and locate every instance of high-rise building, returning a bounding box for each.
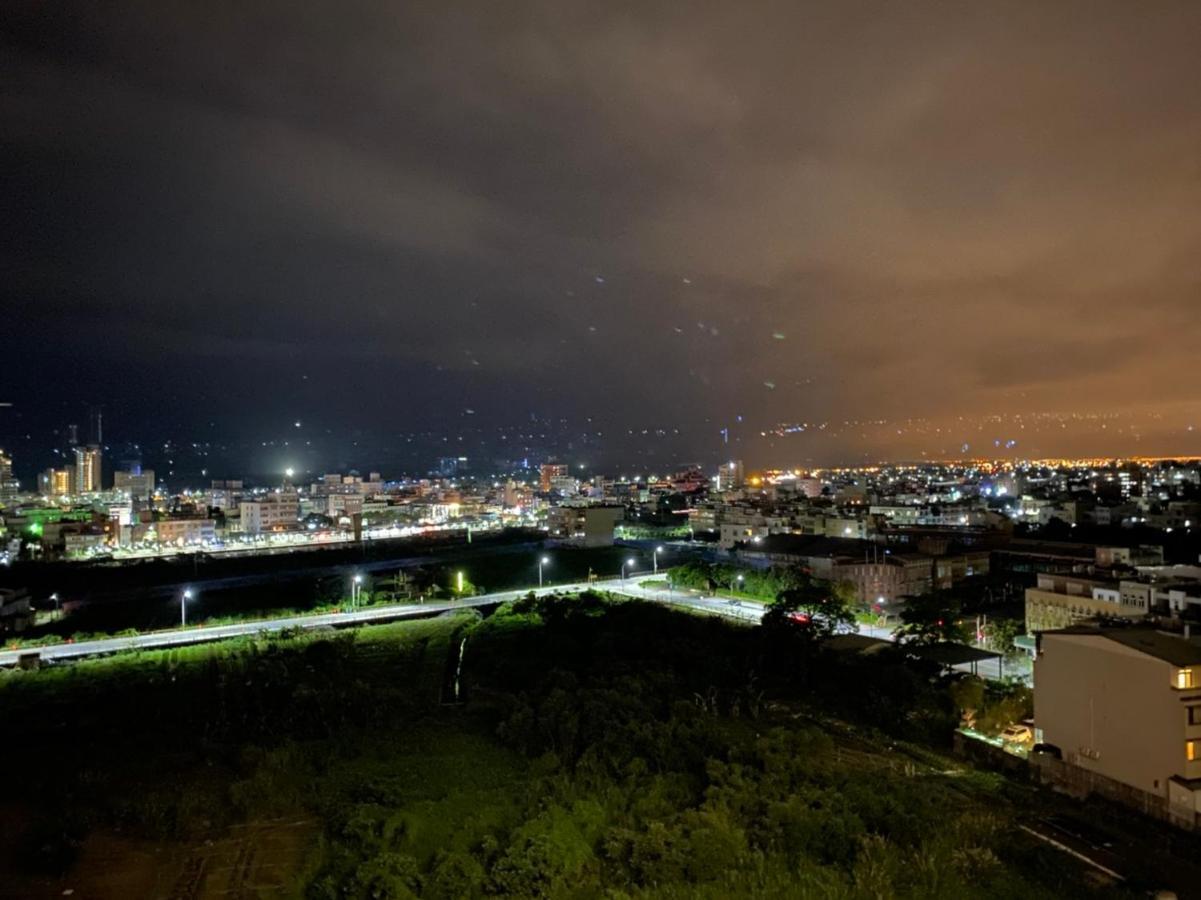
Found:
[39,468,74,496]
[540,463,568,493]
[0,450,17,501]
[717,459,745,491]
[74,445,103,493]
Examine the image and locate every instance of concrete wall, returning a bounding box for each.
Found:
[1034,633,1186,797]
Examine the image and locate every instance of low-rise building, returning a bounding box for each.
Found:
[113,469,156,502]
[1025,572,1149,633]
[1034,627,1201,828]
[0,587,33,633]
[833,553,932,604]
[547,503,624,547]
[143,518,216,545]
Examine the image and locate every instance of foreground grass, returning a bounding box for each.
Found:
[0,597,1140,899]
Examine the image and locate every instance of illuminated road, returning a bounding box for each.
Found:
[0,578,1021,684]
[0,580,601,667]
[611,581,766,623]
[0,578,762,667]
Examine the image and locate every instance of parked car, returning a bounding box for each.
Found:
[1000,723,1033,744]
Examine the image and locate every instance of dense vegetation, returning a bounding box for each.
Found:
[666,561,858,606]
[0,592,1130,897]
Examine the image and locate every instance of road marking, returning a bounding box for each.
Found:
[1018,824,1125,881]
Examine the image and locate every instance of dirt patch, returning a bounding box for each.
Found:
[1,817,318,899]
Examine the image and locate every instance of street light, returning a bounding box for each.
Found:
[353,573,363,607]
[654,545,664,575]
[50,592,60,619]
[622,557,636,582]
[538,555,550,588]
[181,589,193,627]
[456,570,465,596]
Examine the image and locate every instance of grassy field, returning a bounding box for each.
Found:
[0,595,1167,898]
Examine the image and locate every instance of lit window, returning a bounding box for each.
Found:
[1189,740,1200,762]
[1177,669,1195,690]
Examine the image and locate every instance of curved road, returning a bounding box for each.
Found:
[1,580,1023,685]
[0,578,764,667]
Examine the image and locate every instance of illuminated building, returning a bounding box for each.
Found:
[1024,572,1149,633]
[239,489,300,534]
[540,463,567,493]
[716,459,744,491]
[39,468,74,496]
[74,445,102,493]
[0,450,17,500]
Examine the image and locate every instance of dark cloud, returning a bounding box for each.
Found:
[4,0,1201,470]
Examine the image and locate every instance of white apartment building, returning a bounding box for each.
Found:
[239,490,300,535]
[1034,628,1201,827]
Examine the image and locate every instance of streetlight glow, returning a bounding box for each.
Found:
[622,557,636,582]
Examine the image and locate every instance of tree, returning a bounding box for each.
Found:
[948,676,986,729]
[762,575,854,641]
[985,617,1023,658]
[895,591,971,645]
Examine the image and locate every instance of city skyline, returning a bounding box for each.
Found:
[6,403,1201,485]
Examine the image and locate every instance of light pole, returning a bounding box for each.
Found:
[731,573,744,593]
[622,557,635,583]
[353,573,363,607]
[654,545,664,575]
[50,592,60,620]
[538,555,550,588]
[181,589,193,628]
[456,570,465,596]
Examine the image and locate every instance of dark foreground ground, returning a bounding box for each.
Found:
[0,593,1197,898]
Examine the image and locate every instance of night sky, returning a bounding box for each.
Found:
[5,2,1201,477]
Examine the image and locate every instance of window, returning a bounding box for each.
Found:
[1188,740,1200,762]
[1177,668,1196,690]
[1190,706,1201,726]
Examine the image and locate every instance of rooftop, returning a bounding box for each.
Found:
[1044,626,1201,667]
